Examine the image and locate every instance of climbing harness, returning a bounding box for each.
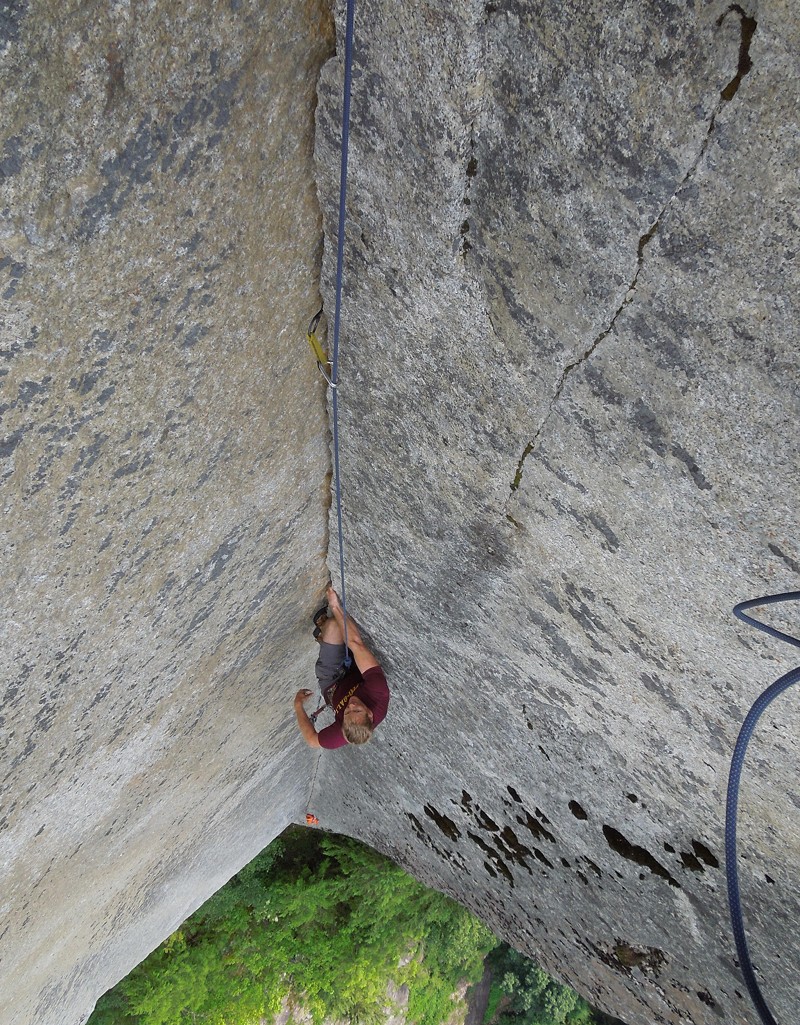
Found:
[304,0,357,668]
[726,591,800,1025]
[310,671,346,724]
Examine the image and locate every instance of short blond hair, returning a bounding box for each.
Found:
[343,719,374,745]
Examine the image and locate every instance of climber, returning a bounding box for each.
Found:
[294,586,390,749]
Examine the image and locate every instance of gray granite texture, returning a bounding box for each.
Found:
[312,2,799,1025]
[2,1,799,1025]
[1,2,334,1023]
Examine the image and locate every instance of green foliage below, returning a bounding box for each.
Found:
[89,829,609,1025]
[483,979,506,1025]
[88,828,495,1025]
[485,944,593,1025]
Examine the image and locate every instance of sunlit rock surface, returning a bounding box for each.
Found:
[312,2,799,1024]
[1,3,333,1023]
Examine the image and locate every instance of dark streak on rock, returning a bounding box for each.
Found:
[603,825,680,887]
[0,428,24,459]
[0,0,28,47]
[461,129,478,260]
[423,803,461,841]
[104,41,126,114]
[476,809,499,832]
[680,850,705,873]
[717,6,757,102]
[499,826,535,871]
[407,812,466,871]
[691,839,719,869]
[517,808,556,845]
[670,443,712,490]
[468,830,515,886]
[768,543,800,575]
[534,847,554,870]
[587,513,620,551]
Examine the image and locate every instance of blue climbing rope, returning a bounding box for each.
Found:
[726,591,800,1025]
[733,592,800,653]
[329,0,357,667]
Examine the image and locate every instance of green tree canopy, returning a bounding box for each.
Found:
[487,943,592,1025]
[90,829,606,1025]
[88,828,494,1025]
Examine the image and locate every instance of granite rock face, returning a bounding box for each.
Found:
[312,2,799,1024]
[3,1,799,1025]
[1,3,334,1023]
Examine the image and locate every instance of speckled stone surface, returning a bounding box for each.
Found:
[312,2,799,1024]
[3,1,799,1024]
[1,2,334,1023]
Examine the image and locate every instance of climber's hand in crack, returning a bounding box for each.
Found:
[324,586,378,675]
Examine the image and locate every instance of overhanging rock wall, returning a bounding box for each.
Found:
[3,1,799,1024]
[1,3,334,1023]
[313,2,799,1024]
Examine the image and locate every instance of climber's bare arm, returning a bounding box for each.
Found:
[326,586,379,675]
[294,689,321,748]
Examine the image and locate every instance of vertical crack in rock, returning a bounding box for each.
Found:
[460,125,478,261]
[459,1,492,268]
[457,0,511,375]
[508,8,757,497]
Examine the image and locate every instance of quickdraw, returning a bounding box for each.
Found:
[306,309,336,389]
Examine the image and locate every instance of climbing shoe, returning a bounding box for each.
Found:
[312,604,329,639]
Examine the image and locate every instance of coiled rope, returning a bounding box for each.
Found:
[726,591,800,1025]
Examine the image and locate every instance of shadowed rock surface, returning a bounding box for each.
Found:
[2,1,799,1025]
[311,2,799,1025]
[1,2,334,1023]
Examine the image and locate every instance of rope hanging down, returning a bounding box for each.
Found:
[326,0,357,665]
[726,591,800,1025]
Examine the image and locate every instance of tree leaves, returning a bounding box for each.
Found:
[489,943,592,1025]
[88,828,495,1025]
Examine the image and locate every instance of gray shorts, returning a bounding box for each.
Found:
[315,641,347,694]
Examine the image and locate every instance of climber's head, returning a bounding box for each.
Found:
[342,694,374,745]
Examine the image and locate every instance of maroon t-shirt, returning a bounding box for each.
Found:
[317,664,390,749]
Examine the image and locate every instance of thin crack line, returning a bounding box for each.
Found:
[509,215,661,494]
[459,2,491,265]
[507,7,757,500]
[457,5,506,352]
